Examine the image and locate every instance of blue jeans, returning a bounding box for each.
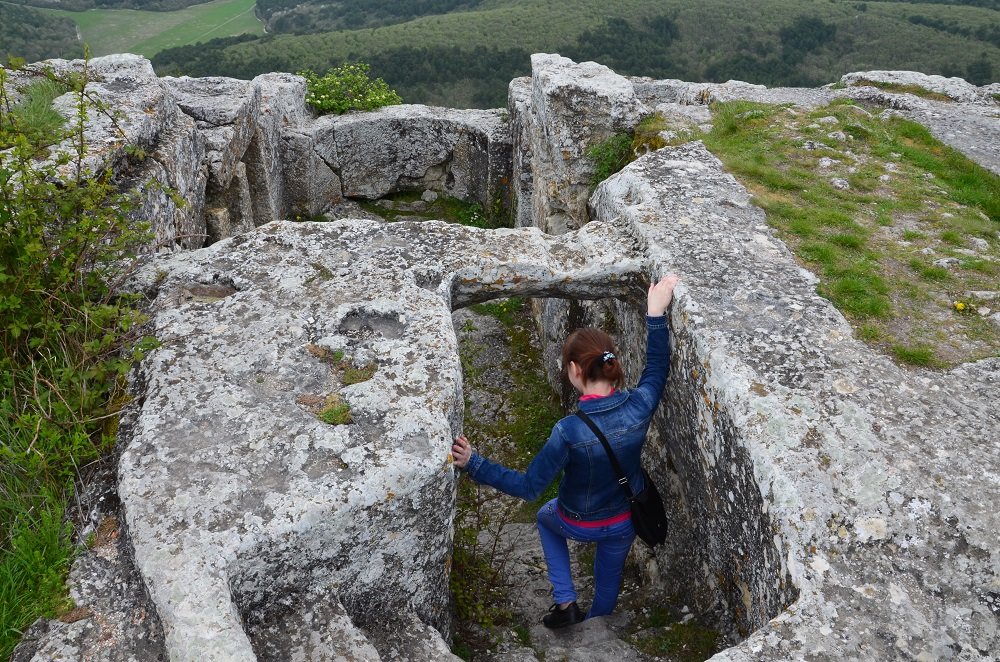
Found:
[535,498,636,618]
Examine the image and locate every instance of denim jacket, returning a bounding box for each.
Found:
[464,315,671,521]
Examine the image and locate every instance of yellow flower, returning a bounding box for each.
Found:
[954,301,966,311]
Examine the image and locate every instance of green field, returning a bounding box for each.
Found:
[41,0,262,57]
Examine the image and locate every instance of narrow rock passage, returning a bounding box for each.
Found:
[451,301,722,662]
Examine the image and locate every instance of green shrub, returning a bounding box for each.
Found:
[456,202,488,228]
[299,63,402,115]
[0,60,156,658]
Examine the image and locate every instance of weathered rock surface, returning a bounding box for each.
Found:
[515,54,645,235]
[327,104,509,203]
[98,218,645,661]
[2,55,512,252]
[11,466,167,662]
[586,143,999,659]
[901,99,1000,177]
[11,52,1000,661]
[841,70,985,103]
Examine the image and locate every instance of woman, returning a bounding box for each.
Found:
[451,274,678,628]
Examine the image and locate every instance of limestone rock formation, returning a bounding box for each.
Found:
[591,144,999,659]
[512,54,645,234]
[3,54,511,251]
[509,56,999,660]
[840,70,986,103]
[8,52,999,661]
[122,218,645,661]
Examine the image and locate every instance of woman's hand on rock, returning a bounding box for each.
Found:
[451,435,472,468]
[648,274,679,317]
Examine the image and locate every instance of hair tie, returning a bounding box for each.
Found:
[601,351,616,363]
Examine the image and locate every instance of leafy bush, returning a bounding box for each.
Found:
[0,60,156,657]
[299,63,402,115]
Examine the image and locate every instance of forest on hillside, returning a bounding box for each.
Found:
[258,0,486,34]
[7,0,211,11]
[255,0,1000,36]
[0,2,82,63]
[152,0,1000,108]
[1,0,997,106]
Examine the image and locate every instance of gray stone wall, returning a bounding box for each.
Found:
[8,51,999,661]
[3,54,512,253]
[512,54,1000,658]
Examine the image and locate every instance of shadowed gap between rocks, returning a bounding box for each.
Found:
[449,292,800,660]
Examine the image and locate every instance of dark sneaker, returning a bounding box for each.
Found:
[542,601,585,629]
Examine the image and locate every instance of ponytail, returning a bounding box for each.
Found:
[561,328,625,389]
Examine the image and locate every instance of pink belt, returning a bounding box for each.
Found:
[558,507,631,528]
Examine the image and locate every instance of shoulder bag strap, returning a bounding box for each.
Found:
[575,410,635,500]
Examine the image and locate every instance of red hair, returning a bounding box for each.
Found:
[561,328,624,389]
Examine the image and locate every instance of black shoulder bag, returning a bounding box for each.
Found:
[575,410,669,548]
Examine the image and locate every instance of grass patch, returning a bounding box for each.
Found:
[683,99,1000,367]
[846,79,953,102]
[892,344,936,367]
[587,132,634,188]
[859,323,887,342]
[341,363,376,385]
[1,78,69,149]
[629,606,721,661]
[318,395,352,425]
[940,229,963,245]
[830,233,865,250]
[358,192,506,229]
[962,258,996,275]
[878,120,1000,222]
[824,271,891,318]
[908,258,951,282]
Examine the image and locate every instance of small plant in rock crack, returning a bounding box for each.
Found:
[318,394,352,425]
[306,344,375,384]
[341,363,377,385]
[587,132,634,188]
[450,297,563,656]
[450,476,521,633]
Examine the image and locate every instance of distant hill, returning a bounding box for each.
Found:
[8,0,214,11]
[257,0,488,35]
[0,1,82,63]
[151,0,1000,108]
[254,0,999,36]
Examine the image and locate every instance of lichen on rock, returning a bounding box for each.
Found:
[8,52,999,662]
